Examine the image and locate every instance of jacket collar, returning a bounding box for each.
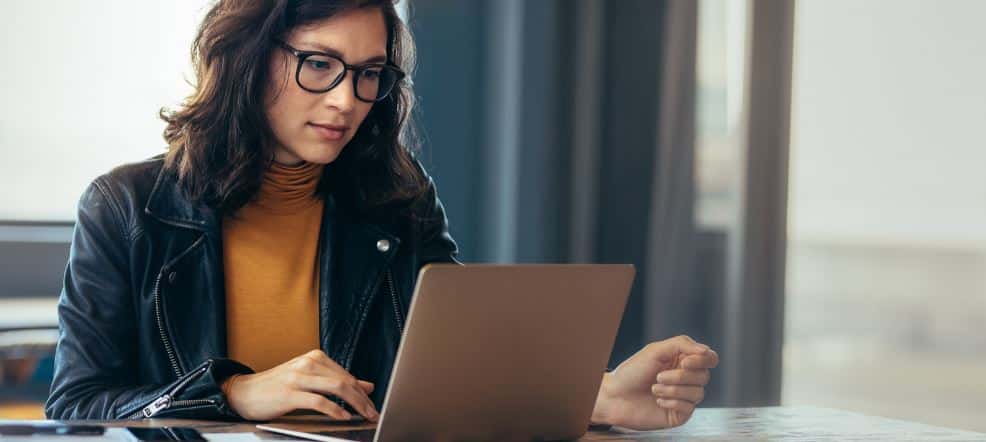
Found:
[142,161,401,242]
[144,164,221,232]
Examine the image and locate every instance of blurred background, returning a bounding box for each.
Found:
[1,0,984,432]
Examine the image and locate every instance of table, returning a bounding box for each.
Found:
[4,406,985,441]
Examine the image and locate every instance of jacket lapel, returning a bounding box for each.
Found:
[144,164,228,371]
[319,195,400,370]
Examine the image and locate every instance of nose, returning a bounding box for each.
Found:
[321,69,357,113]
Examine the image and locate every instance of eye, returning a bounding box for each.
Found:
[306,59,332,71]
[361,69,383,80]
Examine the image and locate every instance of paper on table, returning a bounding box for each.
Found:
[202,433,264,441]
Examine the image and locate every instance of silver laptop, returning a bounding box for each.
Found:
[258,264,634,442]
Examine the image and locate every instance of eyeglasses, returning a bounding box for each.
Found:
[275,40,406,103]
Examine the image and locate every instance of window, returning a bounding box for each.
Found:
[784,0,986,431]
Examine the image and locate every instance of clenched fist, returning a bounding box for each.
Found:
[591,335,719,430]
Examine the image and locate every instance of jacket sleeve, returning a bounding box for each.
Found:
[413,165,461,266]
[45,179,252,420]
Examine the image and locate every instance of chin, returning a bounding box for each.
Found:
[297,143,345,165]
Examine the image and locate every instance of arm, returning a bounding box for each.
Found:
[44,179,250,420]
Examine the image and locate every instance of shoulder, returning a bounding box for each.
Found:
[406,159,458,261]
[403,158,447,227]
[95,154,166,198]
[77,154,167,240]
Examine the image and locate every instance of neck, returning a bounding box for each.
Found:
[250,161,326,214]
[272,147,305,166]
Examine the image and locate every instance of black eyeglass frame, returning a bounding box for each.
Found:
[274,40,406,103]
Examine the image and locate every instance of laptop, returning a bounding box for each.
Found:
[258,264,634,442]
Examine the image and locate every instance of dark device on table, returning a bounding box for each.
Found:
[0,423,104,436]
[126,426,207,441]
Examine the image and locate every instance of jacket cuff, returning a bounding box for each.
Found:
[149,358,254,420]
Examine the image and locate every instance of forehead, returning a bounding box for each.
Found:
[288,7,389,61]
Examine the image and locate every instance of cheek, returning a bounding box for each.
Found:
[354,102,375,128]
[264,59,313,136]
[267,88,315,136]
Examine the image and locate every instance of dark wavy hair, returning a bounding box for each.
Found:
[161,0,427,219]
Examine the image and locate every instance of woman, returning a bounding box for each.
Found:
[44,0,718,431]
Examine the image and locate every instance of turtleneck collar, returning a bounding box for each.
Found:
[254,161,326,214]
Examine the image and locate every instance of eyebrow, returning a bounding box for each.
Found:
[295,41,388,64]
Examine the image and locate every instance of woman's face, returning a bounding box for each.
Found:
[265,7,388,166]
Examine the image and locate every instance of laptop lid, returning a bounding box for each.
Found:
[374,264,634,442]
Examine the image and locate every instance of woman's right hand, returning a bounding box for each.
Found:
[222,350,379,422]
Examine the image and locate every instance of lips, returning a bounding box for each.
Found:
[308,122,349,141]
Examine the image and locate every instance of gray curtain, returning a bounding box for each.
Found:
[411,0,723,401]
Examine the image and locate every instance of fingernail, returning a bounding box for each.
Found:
[656,373,667,383]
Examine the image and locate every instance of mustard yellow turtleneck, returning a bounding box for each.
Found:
[223,161,325,372]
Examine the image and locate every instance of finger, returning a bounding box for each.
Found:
[681,351,719,369]
[676,335,712,354]
[651,384,705,404]
[292,374,379,420]
[295,352,376,393]
[293,391,352,420]
[669,335,711,356]
[293,352,377,413]
[305,351,377,392]
[656,368,710,386]
[655,398,696,415]
[663,406,694,428]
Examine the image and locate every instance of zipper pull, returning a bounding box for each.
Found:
[142,394,172,418]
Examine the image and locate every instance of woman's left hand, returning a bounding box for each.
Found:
[591,335,719,430]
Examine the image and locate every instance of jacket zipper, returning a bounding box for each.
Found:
[386,269,404,335]
[153,269,183,378]
[134,396,216,419]
[126,364,214,419]
[344,268,402,369]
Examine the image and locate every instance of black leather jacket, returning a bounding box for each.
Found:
[44,155,458,420]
